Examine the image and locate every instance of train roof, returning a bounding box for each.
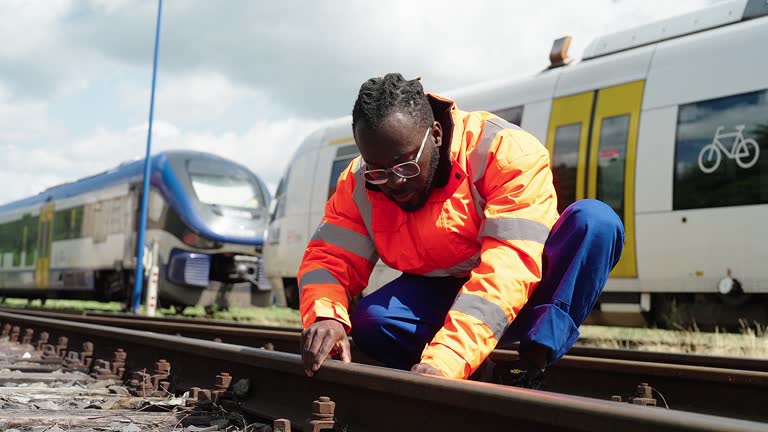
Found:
[583,0,766,60]
[0,151,261,214]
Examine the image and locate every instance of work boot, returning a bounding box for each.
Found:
[495,360,546,390]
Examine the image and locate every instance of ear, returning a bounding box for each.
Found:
[432,120,442,147]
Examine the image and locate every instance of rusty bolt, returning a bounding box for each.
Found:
[611,395,623,402]
[637,383,653,398]
[313,396,336,418]
[10,326,20,342]
[213,337,223,343]
[2,323,10,337]
[273,419,291,432]
[22,328,34,344]
[215,372,232,390]
[155,359,171,374]
[197,389,212,402]
[36,332,50,351]
[113,348,127,362]
[82,342,94,354]
[262,342,275,351]
[189,387,201,399]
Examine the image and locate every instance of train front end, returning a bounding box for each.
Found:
[149,152,271,308]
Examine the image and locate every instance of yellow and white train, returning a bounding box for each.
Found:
[264,0,768,327]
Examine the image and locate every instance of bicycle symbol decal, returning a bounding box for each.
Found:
[698,125,760,174]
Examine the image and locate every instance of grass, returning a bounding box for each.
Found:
[3,298,766,358]
[578,323,768,358]
[1,297,303,327]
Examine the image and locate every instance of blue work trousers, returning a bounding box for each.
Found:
[349,199,625,371]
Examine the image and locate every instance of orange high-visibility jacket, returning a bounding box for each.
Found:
[298,93,559,379]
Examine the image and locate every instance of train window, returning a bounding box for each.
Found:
[190,174,262,209]
[328,145,359,199]
[552,123,581,213]
[596,114,630,219]
[673,89,768,210]
[270,175,288,223]
[493,106,524,126]
[53,207,84,241]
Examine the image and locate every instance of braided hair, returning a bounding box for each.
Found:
[352,73,434,131]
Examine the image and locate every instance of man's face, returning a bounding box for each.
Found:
[354,112,441,212]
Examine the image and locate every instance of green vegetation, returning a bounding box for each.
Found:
[579,323,768,358]
[1,297,302,327]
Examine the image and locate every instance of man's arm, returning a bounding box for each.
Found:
[298,159,378,375]
[419,128,559,379]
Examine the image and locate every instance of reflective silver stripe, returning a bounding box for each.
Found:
[423,253,480,277]
[466,117,523,220]
[352,159,375,241]
[451,293,510,340]
[479,217,550,244]
[311,221,377,263]
[468,117,521,184]
[299,268,340,291]
[469,183,486,221]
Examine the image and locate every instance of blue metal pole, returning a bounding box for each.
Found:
[132,0,163,314]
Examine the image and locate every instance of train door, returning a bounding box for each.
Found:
[35,202,55,287]
[547,80,644,278]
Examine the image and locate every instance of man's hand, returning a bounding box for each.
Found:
[301,319,351,377]
[410,363,445,376]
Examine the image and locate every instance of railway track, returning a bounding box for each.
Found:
[0,308,767,427]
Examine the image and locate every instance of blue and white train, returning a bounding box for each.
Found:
[0,151,272,309]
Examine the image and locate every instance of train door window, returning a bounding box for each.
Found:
[596,114,630,219]
[552,123,581,213]
[23,215,37,266]
[673,89,768,210]
[493,106,524,126]
[11,220,22,267]
[328,145,359,199]
[270,174,288,223]
[585,80,643,278]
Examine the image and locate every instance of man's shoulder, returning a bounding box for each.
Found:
[467,111,548,161]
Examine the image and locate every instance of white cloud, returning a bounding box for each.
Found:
[119,72,276,125]
[0,117,329,203]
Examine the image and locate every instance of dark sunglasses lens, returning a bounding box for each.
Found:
[393,162,420,178]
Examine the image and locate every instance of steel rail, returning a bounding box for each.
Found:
[0,311,765,432]
[2,306,766,372]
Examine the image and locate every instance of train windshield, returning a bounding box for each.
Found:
[190,173,262,209]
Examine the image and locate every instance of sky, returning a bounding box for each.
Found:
[0,0,715,203]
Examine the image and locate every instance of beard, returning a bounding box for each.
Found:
[399,145,441,212]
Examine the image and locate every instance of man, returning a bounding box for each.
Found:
[299,73,624,387]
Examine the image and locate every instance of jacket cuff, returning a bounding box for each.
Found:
[302,299,352,332]
[420,343,471,379]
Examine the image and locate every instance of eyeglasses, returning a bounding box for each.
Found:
[363,128,430,185]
